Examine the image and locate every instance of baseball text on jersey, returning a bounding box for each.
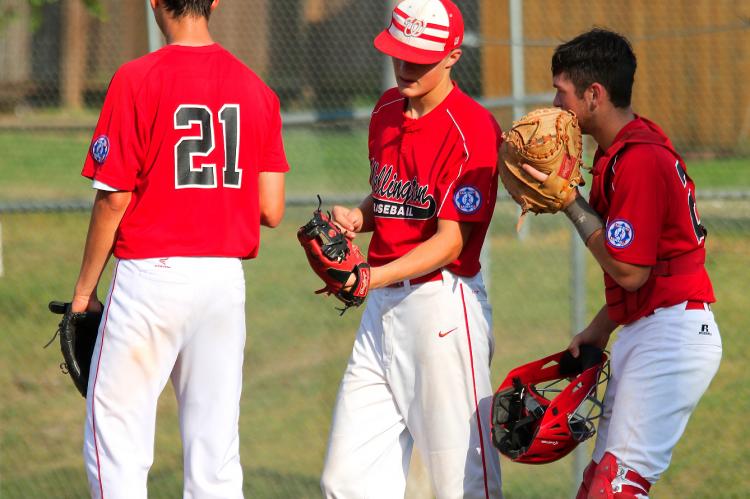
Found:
[370,160,437,220]
[366,85,501,276]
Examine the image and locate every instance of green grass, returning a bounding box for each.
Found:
[2,207,748,498]
[686,157,750,190]
[1,130,749,498]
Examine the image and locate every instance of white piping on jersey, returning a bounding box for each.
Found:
[610,154,619,193]
[438,109,470,214]
[446,109,470,159]
[372,97,406,115]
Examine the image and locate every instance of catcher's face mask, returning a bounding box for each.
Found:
[491,345,609,464]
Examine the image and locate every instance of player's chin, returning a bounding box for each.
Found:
[396,82,423,98]
[576,118,593,135]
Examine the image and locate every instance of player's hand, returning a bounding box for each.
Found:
[332,205,363,239]
[568,326,611,358]
[521,163,579,209]
[71,294,104,314]
[342,272,357,291]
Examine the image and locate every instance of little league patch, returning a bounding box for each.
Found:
[91,135,110,164]
[607,219,634,248]
[453,186,482,214]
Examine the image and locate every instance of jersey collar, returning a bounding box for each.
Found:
[401,82,462,132]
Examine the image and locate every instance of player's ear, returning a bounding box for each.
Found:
[587,82,605,112]
[445,49,462,69]
[211,0,220,12]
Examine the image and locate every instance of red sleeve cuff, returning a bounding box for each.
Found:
[259,162,290,173]
[605,244,655,267]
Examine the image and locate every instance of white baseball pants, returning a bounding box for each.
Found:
[321,270,503,499]
[83,257,246,499]
[592,301,722,483]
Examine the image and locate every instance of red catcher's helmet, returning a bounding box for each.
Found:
[491,345,609,464]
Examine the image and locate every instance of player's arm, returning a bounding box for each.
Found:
[332,195,375,238]
[580,215,650,291]
[568,304,618,357]
[368,219,472,289]
[522,164,650,292]
[259,172,285,228]
[71,190,131,313]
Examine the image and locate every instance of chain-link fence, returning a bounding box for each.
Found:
[1,0,749,497]
[2,0,749,152]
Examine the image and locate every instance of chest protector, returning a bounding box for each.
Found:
[590,118,708,324]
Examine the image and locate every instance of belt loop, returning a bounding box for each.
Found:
[403,279,411,291]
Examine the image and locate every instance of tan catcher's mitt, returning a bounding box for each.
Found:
[498,108,585,224]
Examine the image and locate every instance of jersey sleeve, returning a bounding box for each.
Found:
[258,92,289,173]
[604,146,667,265]
[438,116,501,223]
[81,68,144,191]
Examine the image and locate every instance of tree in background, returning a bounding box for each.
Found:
[1,0,102,110]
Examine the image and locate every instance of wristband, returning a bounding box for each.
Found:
[563,197,603,244]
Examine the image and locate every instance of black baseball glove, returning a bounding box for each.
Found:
[47,301,102,397]
[297,197,370,315]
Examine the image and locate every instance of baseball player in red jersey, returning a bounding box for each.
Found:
[68,1,288,497]
[524,29,721,498]
[320,1,502,497]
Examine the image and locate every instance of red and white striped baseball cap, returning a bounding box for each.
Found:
[374,0,464,64]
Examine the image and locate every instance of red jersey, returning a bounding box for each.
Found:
[590,116,714,324]
[367,85,500,276]
[82,44,289,260]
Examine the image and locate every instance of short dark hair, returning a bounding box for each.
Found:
[162,0,213,19]
[551,28,637,108]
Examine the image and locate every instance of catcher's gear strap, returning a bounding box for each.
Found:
[559,344,605,377]
[652,246,706,276]
[563,196,603,244]
[588,453,651,499]
[576,460,598,499]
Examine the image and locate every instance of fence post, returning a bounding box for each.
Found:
[570,224,587,497]
[0,219,4,277]
[509,0,530,241]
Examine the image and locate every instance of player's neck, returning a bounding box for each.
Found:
[162,16,215,47]
[592,107,636,151]
[405,77,454,119]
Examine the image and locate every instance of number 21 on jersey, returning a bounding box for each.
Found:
[174,104,241,189]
